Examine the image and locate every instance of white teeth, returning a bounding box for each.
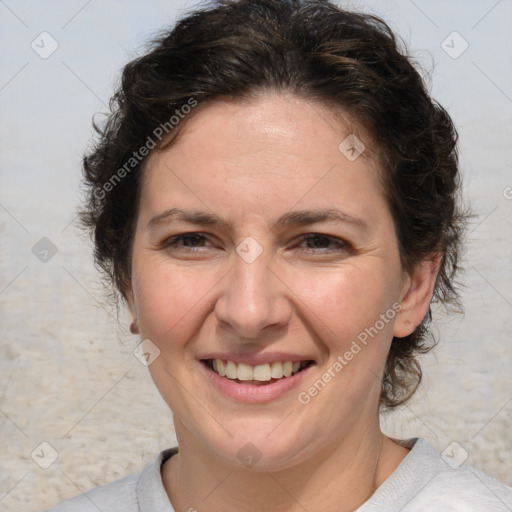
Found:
[270,361,283,378]
[208,359,310,382]
[237,363,253,381]
[253,364,271,381]
[225,360,238,379]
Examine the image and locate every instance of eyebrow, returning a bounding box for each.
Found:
[147,207,367,231]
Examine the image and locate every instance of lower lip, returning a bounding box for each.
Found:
[199,361,315,404]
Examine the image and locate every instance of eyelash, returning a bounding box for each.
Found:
[161,232,350,253]
[162,233,211,252]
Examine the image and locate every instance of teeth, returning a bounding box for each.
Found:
[253,364,271,381]
[271,361,283,378]
[208,359,310,382]
[225,360,238,379]
[237,363,253,381]
[217,359,226,377]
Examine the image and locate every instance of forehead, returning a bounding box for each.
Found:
[139,93,386,225]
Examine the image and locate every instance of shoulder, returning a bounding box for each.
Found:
[360,438,512,511]
[44,448,178,512]
[411,461,512,510]
[44,471,139,512]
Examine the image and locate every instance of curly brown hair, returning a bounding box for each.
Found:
[80,0,467,409]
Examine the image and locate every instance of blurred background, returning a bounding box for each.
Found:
[0,0,511,510]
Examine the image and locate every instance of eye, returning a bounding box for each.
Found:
[162,233,213,252]
[296,234,350,253]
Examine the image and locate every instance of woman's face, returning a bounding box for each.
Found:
[128,93,419,469]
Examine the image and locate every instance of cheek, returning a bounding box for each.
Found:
[132,255,216,345]
[290,263,398,355]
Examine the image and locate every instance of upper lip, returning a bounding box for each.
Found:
[199,352,316,366]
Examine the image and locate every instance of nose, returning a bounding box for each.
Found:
[214,248,292,342]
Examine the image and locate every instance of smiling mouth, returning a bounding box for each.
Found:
[201,359,315,385]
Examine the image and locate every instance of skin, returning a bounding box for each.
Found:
[126,92,439,512]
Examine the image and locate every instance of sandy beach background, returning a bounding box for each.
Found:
[1,1,511,510]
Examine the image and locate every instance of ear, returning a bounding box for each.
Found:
[125,282,137,322]
[125,284,140,335]
[393,252,441,338]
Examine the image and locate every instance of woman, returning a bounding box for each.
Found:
[47,0,512,510]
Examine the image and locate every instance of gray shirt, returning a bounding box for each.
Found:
[46,438,512,511]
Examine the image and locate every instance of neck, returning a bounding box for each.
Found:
[162,421,408,512]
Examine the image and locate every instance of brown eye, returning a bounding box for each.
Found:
[163,233,210,251]
[298,234,349,252]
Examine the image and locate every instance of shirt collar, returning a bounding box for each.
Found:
[137,447,178,512]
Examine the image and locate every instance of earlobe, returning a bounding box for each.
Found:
[130,319,140,335]
[393,254,440,338]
